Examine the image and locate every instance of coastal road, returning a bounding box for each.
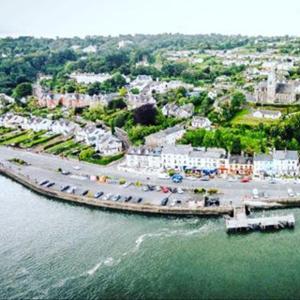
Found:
[0,146,299,205]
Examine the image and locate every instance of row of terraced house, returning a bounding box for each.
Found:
[0,113,123,156]
[121,144,299,177]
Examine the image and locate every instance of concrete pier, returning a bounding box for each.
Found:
[226,207,295,233]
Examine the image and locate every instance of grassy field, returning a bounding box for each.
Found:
[231,109,280,126]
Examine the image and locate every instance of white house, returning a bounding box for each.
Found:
[252,110,282,120]
[162,103,194,119]
[191,116,212,130]
[145,125,186,147]
[51,120,80,136]
[95,134,123,156]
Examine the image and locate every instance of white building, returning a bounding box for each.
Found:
[82,45,97,53]
[123,144,229,172]
[145,126,186,147]
[253,150,299,176]
[162,103,194,119]
[69,72,112,84]
[123,147,162,171]
[191,116,212,130]
[95,134,123,156]
[252,110,282,120]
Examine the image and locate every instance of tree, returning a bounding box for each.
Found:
[134,104,157,125]
[119,87,127,97]
[13,82,32,99]
[231,137,242,154]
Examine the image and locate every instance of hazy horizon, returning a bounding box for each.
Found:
[1,0,300,38]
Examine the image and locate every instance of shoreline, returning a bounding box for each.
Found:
[0,165,233,217]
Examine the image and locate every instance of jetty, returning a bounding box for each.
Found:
[226,207,295,233]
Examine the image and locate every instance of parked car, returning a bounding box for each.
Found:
[205,197,220,207]
[158,173,170,179]
[288,188,295,197]
[46,182,55,188]
[155,186,161,192]
[177,187,184,194]
[73,166,81,170]
[125,196,132,202]
[161,187,169,193]
[81,190,89,196]
[240,177,250,183]
[39,180,49,186]
[67,186,77,194]
[61,170,71,175]
[94,191,103,199]
[161,197,169,206]
[142,186,149,192]
[61,185,70,192]
[200,176,210,181]
[172,174,183,183]
[137,197,143,203]
[102,193,112,201]
[111,195,121,201]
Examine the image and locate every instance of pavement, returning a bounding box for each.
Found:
[0,146,300,206]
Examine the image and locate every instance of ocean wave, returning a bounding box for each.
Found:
[133,222,216,252]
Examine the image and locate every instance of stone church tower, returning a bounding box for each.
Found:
[267,68,277,102]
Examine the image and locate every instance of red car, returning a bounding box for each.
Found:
[240,177,250,183]
[161,186,169,193]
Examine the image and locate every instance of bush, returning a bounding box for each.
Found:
[194,188,206,194]
[119,178,126,185]
[208,188,218,195]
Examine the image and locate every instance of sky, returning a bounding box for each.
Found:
[1,0,300,38]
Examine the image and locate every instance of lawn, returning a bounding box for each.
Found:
[79,150,124,166]
[46,139,82,155]
[20,133,60,148]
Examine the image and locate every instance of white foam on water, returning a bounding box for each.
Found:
[86,261,102,276]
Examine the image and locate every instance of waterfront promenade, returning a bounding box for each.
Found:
[1,146,300,216]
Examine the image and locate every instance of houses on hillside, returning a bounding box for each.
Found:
[0,113,123,156]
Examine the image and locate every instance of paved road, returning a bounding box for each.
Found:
[0,146,299,205]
